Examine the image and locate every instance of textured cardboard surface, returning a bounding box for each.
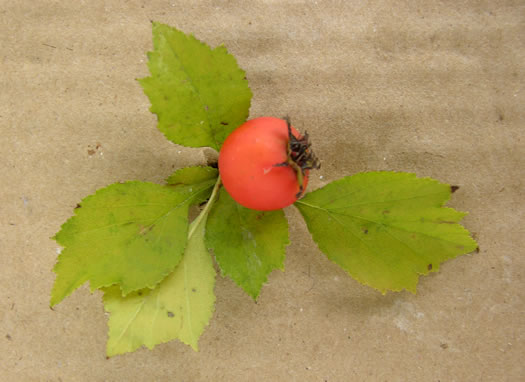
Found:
[1,1,524,381]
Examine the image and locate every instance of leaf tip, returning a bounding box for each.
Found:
[49,285,66,308]
[249,291,260,301]
[105,347,117,358]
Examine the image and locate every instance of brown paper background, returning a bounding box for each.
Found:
[1,1,524,381]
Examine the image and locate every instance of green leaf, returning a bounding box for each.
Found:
[166,166,218,186]
[139,22,252,150]
[206,188,289,300]
[104,214,216,357]
[295,172,478,293]
[166,166,219,205]
[51,179,215,306]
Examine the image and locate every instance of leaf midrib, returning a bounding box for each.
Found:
[163,32,218,150]
[296,201,468,247]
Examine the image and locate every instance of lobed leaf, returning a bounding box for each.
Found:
[139,22,252,150]
[295,172,478,293]
[206,188,289,300]
[51,179,215,306]
[104,215,216,356]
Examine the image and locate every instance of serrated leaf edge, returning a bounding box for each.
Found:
[103,177,222,357]
[50,179,216,306]
[139,22,252,151]
[206,189,290,300]
[295,171,478,294]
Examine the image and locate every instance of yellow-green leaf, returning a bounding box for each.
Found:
[139,22,252,150]
[104,214,216,357]
[51,180,214,306]
[295,172,478,293]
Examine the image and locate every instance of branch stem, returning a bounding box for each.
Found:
[187,176,222,238]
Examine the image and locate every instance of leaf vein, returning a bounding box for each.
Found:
[113,299,146,349]
[165,36,217,149]
[323,191,446,210]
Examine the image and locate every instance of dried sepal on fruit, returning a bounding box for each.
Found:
[274,116,320,197]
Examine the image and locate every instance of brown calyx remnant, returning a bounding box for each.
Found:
[274,116,321,198]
